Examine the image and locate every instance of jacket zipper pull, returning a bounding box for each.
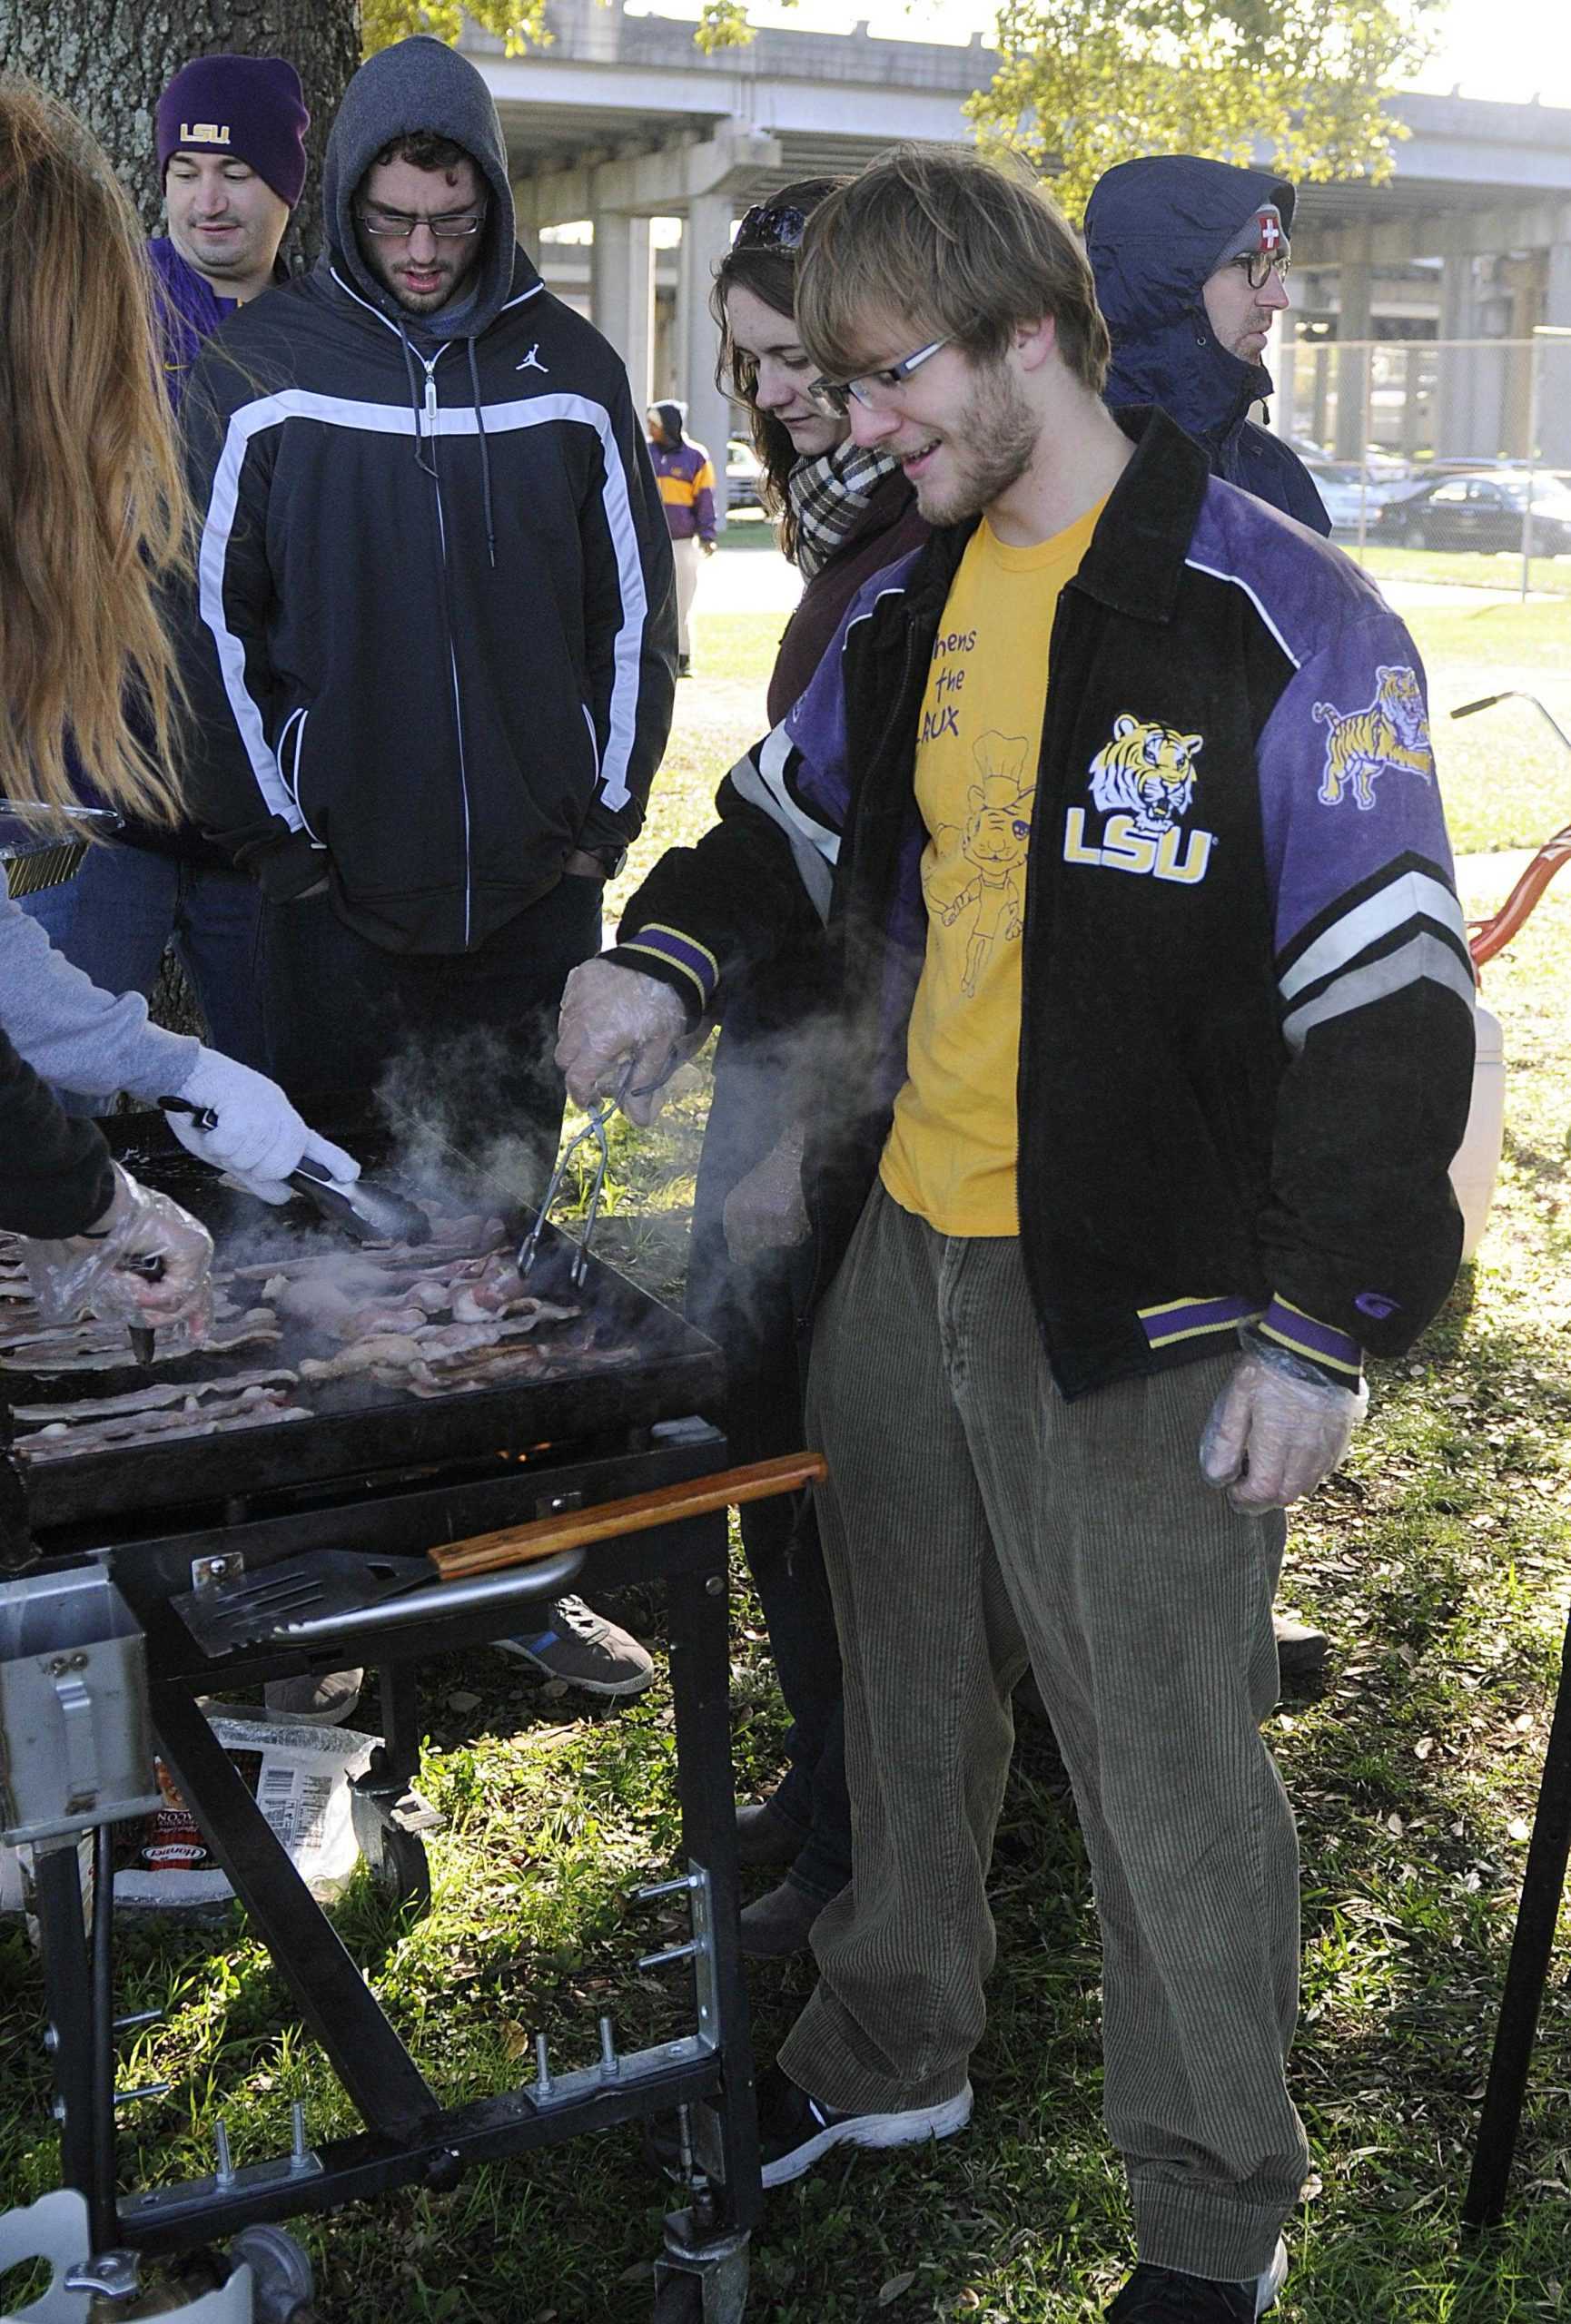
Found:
[423,372,438,438]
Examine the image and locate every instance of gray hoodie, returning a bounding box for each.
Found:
[322,34,519,345]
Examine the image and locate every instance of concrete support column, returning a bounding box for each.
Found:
[1398,345,1427,459]
[678,192,734,522]
[1269,313,1299,442]
[1438,237,1486,458]
[1310,343,1330,447]
[1538,241,1571,465]
[1333,230,1372,461]
[590,212,654,408]
[512,172,542,261]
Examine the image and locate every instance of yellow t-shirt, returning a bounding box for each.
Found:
[879,501,1104,1236]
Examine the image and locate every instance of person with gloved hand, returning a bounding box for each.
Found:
[18,1161,216,1344]
[0,890,359,1203]
[558,150,1475,2312]
[1,1027,214,1342]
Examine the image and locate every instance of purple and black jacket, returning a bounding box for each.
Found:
[614,409,1476,1400]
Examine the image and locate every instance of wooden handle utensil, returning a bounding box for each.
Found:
[428,1451,827,1579]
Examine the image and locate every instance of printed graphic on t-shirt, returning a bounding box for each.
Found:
[922,733,1035,998]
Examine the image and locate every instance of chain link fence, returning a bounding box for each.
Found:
[1270,327,1571,596]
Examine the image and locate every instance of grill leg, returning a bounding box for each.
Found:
[1464,1605,1571,2228]
[34,1839,105,2238]
[377,1658,422,1792]
[665,1515,760,2238]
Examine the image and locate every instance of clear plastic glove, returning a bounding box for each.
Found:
[555,958,691,1128]
[1200,1331,1369,1513]
[20,1165,214,1339]
[723,1125,810,1265]
[165,1049,360,1205]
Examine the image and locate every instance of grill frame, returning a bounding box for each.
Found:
[7,1109,768,2314]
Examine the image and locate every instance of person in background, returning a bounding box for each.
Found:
[556,147,1474,2313]
[19,55,311,1110]
[646,400,716,676]
[683,181,928,1959]
[176,36,675,1704]
[1084,156,1330,537]
[1087,156,1334,1688]
[0,78,353,1354]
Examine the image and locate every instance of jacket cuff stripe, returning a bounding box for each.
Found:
[1260,1297,1363,1377]
[1140,1294,1262,1349]
[619,923,717,1009]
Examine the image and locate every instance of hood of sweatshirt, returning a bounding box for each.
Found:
[321,34,531,342]
[1084,156,1295,448]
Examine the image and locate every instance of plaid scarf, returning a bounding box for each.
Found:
[788,439,902,578]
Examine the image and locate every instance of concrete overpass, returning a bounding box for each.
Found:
[464,2,1571,488]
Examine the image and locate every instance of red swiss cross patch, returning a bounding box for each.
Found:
[1257,212,1281,254]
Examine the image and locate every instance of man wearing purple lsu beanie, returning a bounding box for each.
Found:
[156,56,308,319]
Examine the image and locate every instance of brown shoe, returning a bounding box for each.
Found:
[736,1799,803,1870]
[738,1878,823,1959]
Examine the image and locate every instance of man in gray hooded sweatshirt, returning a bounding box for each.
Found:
[180,36,675,1127]
[177,36,677,1699]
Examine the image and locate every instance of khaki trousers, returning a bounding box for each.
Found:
[671,532,703,658]
[780,1183,1308,2280]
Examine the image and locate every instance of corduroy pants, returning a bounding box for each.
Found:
[779,1183,1309,2280]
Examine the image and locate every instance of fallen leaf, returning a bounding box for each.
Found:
[1507,1818,1531,1842]
[879,2272,917,2306]
[446,1689,481,1713]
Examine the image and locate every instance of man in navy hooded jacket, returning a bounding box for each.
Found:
[1085,156,1330,537]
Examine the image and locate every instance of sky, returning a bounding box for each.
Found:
[630,0,1571,109]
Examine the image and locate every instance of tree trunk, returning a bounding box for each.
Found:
[0,0,361,257]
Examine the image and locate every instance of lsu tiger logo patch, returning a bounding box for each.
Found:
[1313,665,1433,812]
[1063,714,1213,885]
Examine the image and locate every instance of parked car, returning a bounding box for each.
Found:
[1303,458,1406,532]
[1373,470,1571,556]
[725,437,764,511]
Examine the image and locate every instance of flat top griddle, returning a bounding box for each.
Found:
[1,1109,723,1536]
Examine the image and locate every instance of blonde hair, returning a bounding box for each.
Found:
[796,145,1110,399]
[0,74,188,830]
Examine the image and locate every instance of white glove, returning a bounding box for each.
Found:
[723,1125,810,1265]
[165,1049,361,1205]
[21,1164,214,1340]
[1200,1332,1369,1513]
[555,958,691,1128]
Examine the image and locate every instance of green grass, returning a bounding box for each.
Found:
[1403,596,1571,858]
[1353,542,1571,600]
[3,598,1568,2323]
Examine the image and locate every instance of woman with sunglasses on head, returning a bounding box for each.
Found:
[670,184,931,1958]
[0,78,356,1344]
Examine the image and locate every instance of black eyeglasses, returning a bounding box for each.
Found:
[1231,249,1291,290]
[808,334,954,419]
[358,203,489,241]
[735,201,808,253]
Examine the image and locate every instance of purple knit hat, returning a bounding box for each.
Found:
[157,55,310,211]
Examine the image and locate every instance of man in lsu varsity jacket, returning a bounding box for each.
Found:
[177,35,675,1158]
[552,152,1475,2317]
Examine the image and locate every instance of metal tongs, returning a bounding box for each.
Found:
[518,1061,657,1287]
[159,1095,431,1246]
